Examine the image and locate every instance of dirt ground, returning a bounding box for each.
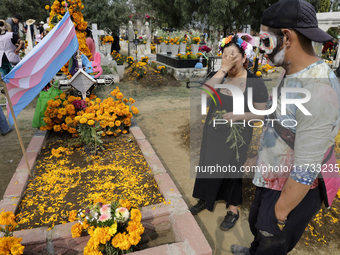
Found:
[1,71,340,254]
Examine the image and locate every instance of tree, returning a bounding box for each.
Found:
[82,0,131,35]
[306,0,321,12]
[327,27,338,38]
[0,0,51,23]
[130,0,196,29]
[319,0,330,12]
[331,0,339,11]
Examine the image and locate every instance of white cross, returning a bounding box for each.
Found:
[92,23,105,53]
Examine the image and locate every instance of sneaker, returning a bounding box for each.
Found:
[1,126,14,136]
[220,210,239,231]
[230,244,250,255]
[190,200,206,215]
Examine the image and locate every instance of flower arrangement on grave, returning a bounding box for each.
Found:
[114,53,126,65]
[47,0,91,78]
[102,35,114,45]
[151,43,156,54]
[141,56,149,63]
[199,45,211,54]
[130,62,148,77]
[126,56,134,66]
[192,37,201,44]
[69,198,144,255]
[40,93,80,133]
[138,35,147,45]
[157,66,166,75]
[169,37,180,45]
[0,211,25,255]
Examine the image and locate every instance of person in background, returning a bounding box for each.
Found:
[0,19,23,135]
[241,35,254,69]
[231,0,340,254]
[85,27,95,61]
[38,21,44,35]
[6,14,22,36]
[111,34,121,54]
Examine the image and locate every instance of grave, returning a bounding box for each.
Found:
[316,11,340,69]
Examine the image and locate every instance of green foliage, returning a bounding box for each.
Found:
[82,0,130,35]
[319,0,331,12]
[306,0,321,12]
[327,27,339,39]
[77,121,103,154]
[0,0,51,23]
[331,0,339,11]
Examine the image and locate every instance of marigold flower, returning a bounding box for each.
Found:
[119,199,131,210]
[87,120,95,126]
[0,211,16,226]
[128,231,141,246]
[115,120,121,127]
[45,5,50,10]
[68,210,78,222]
[130,208,142,222]
[80,118,87,124]
[112,233,131,250]
[116,92,124,100]
[71,222,83,238]
[53,125,62,132]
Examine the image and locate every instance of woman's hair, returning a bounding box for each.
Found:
[220,35,245,57]
[0,21,4,26]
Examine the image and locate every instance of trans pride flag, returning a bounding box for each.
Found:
[3,11,78,125]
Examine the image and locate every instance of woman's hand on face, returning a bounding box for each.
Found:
[221,50,238,72]
[222,112,243,123]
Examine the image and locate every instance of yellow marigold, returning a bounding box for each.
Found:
[108,222,118,236]
[111,233,131,250]
[115,120,121,127]
[88,120,95,126]
[69,210,78,222]
[68,127,77,134]
[110,90,117,96]
[129,98,135,104]
[58,108,67,116]
[65,116,73,124]
[130,208,142,222]
[132,107,139,115]
[96,98,101,104]
[68,95,75,102]
[79,117,87,124]
[119,199,131,210]
[71,223,84,238]
[45,5,50,10]
[10,243,25,255]
[62,123,68,130]
[116,92,124,100]
[93,227,111,244]
[47,99,54,107]
[53,125,62,132]
[122,130,127,134]
[123,98,128,103]
[44,117,52,124]
[255,71,262,77]
[60,93,66,100]
[128,232,141,246]
[127,220,144,236]
[0,211,16,226]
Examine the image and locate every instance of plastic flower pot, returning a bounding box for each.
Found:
[179,43,186,54]
[116,65,125,80]
[171,44,179,57]
[191,44,199,55]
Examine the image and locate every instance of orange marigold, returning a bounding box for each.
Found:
[71,223,84,238]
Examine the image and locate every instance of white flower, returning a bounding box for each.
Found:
[115,207,130,223]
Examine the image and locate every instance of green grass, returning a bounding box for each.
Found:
[101,65,113,74]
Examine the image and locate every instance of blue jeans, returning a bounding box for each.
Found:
[0,106,10,134]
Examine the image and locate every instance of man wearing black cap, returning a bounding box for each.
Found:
[6,14,23,36]
[231,0,340,254]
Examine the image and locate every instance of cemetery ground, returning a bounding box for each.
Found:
[1,71,340,254]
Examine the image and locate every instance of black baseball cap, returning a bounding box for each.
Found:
[261,0,332,42]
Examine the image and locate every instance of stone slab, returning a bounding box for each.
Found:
[3,171,29,199]
[0,197,20,213]
[26,136,46,153]
[15,226,48,245]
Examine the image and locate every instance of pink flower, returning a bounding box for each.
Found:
[100,204,111,215]
[241,41,248,51]
[98,212,111,222]
[115,207,130,222]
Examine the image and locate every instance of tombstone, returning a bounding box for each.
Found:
[91,24,108,65]
[145,22,151,55]
[128,21,134,54]
[137,20,142,36]
[25,26,33,54]
[91,24,105,53]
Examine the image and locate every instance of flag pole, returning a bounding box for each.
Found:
[0,76,31,177]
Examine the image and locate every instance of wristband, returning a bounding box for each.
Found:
[220,68,227,75]
[277,218,287,229]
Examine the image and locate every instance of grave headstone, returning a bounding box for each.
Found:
[18,23,24,37]
[92,24,104,53]
[25,25,33,54]
[145,22,151,55]
[128,21,134,55]
[137,20,142,36]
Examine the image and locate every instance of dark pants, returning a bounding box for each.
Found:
[248,186,322,255]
